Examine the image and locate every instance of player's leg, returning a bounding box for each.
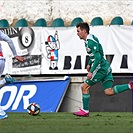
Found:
[4,73,15,83]
[0,59,6,88]
[102,72,132,96]
[0,73,15,87]
[104,83,131,96]
[73,68,109,117]
[73,82,91,117]
[81,82,90,112]
[0,107,8,120]
[0,59,8,120]
[0,59,15,86]
[73,76,98,117]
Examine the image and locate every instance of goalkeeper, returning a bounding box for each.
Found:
[0,30,24,120]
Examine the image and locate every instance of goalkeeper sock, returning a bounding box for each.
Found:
[113,84,130,94]
[0,79,6,88]
[82,93,90,111]
[0,106,6,116]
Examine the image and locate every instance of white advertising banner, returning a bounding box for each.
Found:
[0,25,133,75]
[1,27,42,75]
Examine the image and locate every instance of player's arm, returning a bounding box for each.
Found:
[89,52,101,73]
[88,40,101,73]
[1,31,17,56]
[14,56,24,62]
[1,31,24,62]
[88,59,92,66]
[87,52,101,79]
[86,65,91,72]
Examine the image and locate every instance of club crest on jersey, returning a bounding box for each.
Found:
[94,46,97,50]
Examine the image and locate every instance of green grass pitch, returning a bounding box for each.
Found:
[0,112,132,133]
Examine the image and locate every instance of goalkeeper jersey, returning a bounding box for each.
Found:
[85,34,111,73]
[0,30,17,57]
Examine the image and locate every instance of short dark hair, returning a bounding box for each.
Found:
[76,22,90,34]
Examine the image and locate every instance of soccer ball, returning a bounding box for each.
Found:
[27,102,40,116]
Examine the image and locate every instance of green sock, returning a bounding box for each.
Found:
[82,93,90,111]
[113,84,130,94]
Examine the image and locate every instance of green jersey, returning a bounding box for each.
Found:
[85,34,111,74]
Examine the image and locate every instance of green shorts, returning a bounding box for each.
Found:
[85,69,114,90]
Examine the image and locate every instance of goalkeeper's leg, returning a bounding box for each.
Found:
[0,106,8,120]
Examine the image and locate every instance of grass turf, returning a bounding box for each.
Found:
[0,112,132,133]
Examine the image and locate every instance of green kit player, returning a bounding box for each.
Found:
[73,22,133,117]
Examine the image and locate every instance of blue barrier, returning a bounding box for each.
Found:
[0,76,70,112]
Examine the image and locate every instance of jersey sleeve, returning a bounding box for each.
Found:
[89,52,101,72]
[0,31,17,56]
[88,40,102,73]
